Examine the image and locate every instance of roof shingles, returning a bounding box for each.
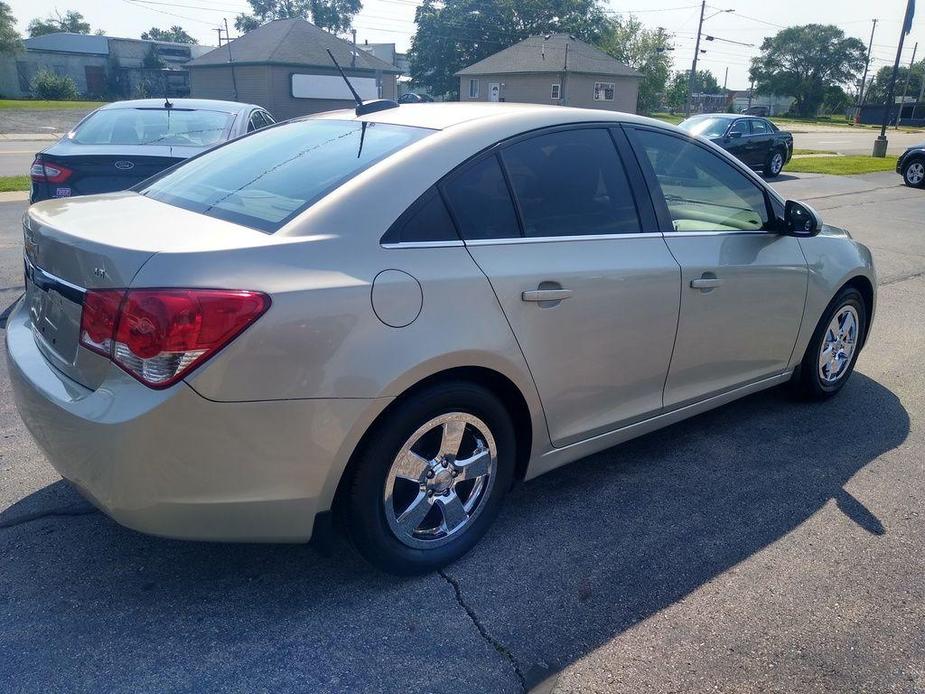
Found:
[456,34,640,78]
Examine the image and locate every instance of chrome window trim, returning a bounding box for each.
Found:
[464,232,661,246]
[381,240,465,249]
[665,229,772,237]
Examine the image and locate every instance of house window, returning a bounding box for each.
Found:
[551,83,561,100]
[593,82,615,101]
[468,79,479,99]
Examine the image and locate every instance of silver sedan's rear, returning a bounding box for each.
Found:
[7,103,876,574]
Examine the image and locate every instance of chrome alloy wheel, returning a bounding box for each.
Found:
[905,161,925,186]
[383,413,497,549]
[770,151,784,176]
[818,305,859,384]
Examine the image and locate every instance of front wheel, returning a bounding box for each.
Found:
[765,149,785,178]
[902,158,925,187]
[792,287,867,400]
[344,381,515,575]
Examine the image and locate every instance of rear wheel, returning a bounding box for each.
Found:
[792,287,866,400]
[344,381,515,575]
[765,149,785,178]
[902,158,925,187]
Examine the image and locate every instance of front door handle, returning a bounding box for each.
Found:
[522,288,573,302]
[690,277,724,290]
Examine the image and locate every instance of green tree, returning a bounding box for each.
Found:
[0,2,23,55]
[27,9,91,37]
[141,26,198,44]
[749,24,866,117]
[864,62,924,105]
[665,69,719,111]
[409,0,612,99]
[235,0,362,34]
[599,16,671,114]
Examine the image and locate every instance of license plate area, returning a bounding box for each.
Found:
[25,262,83,365]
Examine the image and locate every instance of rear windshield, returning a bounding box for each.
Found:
[141,119,432,232]
[73,108,235,147]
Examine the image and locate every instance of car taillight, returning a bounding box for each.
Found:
[30,159,73,184]
[79,288,270,389]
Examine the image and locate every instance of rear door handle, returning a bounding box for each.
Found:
[522,289,573,302]
[690,277,724,290]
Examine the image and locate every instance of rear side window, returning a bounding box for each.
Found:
[442,155,520,240]
[73,108,234,146]
[382,187,459,244]
[750,119,769,134]
[500,128,641,237]
[142,119,432,232]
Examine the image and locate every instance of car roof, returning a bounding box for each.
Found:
[310,102,663,132]
[98,99,258,114]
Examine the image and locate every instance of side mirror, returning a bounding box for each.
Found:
[727,131,743,140]
[784,200,821,236]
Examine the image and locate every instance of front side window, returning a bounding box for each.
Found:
[468,79,479,99]
[442,155,519,240]
[634,128,770,232]
[142,119,431,232]
[593,82,615,101]
[72,108,234,147]
[501,128,641,237]
[728,119,749,136]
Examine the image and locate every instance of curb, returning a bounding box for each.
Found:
[0,133,62,141]
[0,191,29,202]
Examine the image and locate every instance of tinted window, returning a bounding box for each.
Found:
[73,108,234,146]
[382,188,459,244]
[750,119,769,134]
[680,116,731,139]
[442,155,520,240]
[728,120,749,135]
[501,129,640,237]
[635,129,770,232]
[142,120,431,232]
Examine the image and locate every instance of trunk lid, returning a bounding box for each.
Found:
[24,191,271,390]
[35,142,202,199]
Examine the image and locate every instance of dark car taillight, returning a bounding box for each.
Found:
[30,159,73,184]
[79,288,270,389]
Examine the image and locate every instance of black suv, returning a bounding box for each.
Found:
[897,143,925,188]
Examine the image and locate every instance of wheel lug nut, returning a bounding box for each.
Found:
[427,490,434,497]
[427,470,435,479]
[452,470,458,477]
[443,489,450,496]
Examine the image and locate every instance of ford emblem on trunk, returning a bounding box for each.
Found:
[114,160,135,170]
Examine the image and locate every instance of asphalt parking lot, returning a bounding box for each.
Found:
[0,172,922,693]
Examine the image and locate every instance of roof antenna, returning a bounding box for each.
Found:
[325,48,399,117]
[162,68,173,109]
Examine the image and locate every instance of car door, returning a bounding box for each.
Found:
[626,126,807,408]
[441,126,681,446]
[723,118,751,164]
[748,118,773,165]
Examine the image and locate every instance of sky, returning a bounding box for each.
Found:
[5,0,924,91]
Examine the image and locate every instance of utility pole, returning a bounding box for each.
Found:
[224,17,238,101]
[351,28,357,68]
[747,79,754,109]
[723,66,728,90]
[686,0,706,117]
[858,18,878,112]
[874,0,915,156]
[897,41,918,127]
[214,27,224,47]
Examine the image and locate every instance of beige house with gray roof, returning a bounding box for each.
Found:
[456,34,641,113]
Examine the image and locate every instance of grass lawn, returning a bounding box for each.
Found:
[0,99,107,110]
[649,112,684,125]
[786,156,897,175]
[793,148,837,156]
[0,176,30,192]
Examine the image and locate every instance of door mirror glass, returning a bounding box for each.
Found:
[784,200,820,236]
[727,131,743,139]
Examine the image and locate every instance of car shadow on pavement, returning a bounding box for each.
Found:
[0,373,908,693]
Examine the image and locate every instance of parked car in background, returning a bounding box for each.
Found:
[397,93,434,104]
[29,99,275,203]
[9,104,875,575]
[741,105,770,116]
[897,142,925,188]
[679,113,793,177]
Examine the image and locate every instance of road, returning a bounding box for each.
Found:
[0,140,47,177]
[0,173,923,693]
[791,126,923,155]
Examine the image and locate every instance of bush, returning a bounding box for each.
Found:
[31,70,79,101]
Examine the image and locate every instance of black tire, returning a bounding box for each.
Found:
[901,157,925,188]
[344,381,515,575]
[765,148,786,178]
[791,287,867,400]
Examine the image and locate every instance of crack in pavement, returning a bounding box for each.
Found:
[439,569,528,692]
[0,506,99,530]
[880,270,925,287]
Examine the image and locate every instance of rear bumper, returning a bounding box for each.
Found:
[6,299,381,542]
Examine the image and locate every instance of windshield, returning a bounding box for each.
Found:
[72,108,235,147]
[678,116,731,139]
[141,119,433,232]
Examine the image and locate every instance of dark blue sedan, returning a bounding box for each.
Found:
[29,98,275,203]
